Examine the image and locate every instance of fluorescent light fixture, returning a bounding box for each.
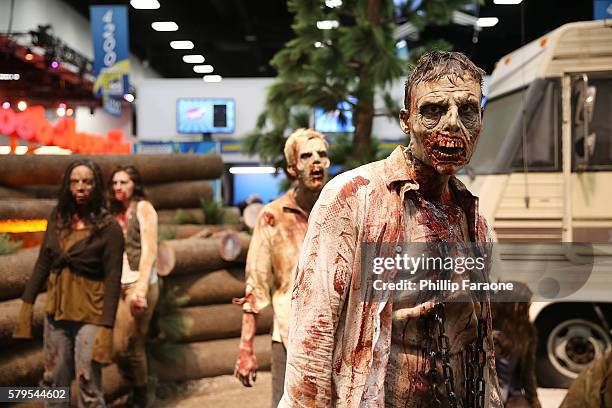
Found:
[170,40,194,50]
[15,146,28,155]
[229,166,276,174]
[477,17,499,28]
[325,0,342,7]
[493,0,522,4]
[152,21,179,31]
[34,146,72,155]
[130,0,160,9]
[182,54,205,63]
[203,75,222,83]
[317,20,339,30]
[0,146,11,154]
[193,65,214,74]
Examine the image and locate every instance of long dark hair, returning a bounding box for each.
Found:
[56,160,107,231]
[107,165,147,215]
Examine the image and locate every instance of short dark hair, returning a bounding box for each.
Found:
[108,165,147,214]
[404,51,485,110]
[56,159,107,230]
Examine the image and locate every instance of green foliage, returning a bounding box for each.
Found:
[200,198,228,225]
[173,209,199,225]
[0,233,22,255]
[158,225,177,242]
[149,281,191,364]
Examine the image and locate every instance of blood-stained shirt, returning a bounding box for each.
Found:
[240,189,309,346]
[279,146,502,408]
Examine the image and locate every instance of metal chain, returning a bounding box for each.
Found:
[466,314,488,408]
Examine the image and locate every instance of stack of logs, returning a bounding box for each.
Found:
[0,154,271,401]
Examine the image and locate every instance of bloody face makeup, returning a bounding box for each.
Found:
[69,165,95,205]
[401,74,482,175]
[112,170,135,203]
[293,138,330,191]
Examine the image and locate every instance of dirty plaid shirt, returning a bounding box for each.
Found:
[241,189,309,346]
[279,146,502,407]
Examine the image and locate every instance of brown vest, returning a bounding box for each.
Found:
[126,201,142,270]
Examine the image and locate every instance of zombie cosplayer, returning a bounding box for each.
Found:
[233,128,330,407]
[108,165,159,408]
[13,160,124,407]
[279,51,502,407]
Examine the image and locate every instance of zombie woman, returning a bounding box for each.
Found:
[14,160,124,407]
[108,165,159,408]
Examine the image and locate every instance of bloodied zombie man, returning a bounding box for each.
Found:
[233,128,330,407]
[279,51,503,407]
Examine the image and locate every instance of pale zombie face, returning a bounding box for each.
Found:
[70,165,95,205]
[400,74,482,174]
[291,138,330,191]
[112,171,135,203]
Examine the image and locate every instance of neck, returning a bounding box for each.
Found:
[408,153,452,202]
[121,198,132,213]
[294,185,321,214]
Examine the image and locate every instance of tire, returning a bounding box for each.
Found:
[535,304,611,388]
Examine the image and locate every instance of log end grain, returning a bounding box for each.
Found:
[157,241,176,277]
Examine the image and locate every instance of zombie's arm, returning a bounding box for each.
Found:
[234,211,273,386]
[280,178,355,407]
[131,201,158,305]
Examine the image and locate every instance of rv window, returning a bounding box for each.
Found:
[573,77,612,170]
[469,88,527,175]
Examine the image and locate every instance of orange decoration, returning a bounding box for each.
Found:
[0,219,48,233]
[0,106,131,154]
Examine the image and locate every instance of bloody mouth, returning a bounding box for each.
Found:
[430,135,466,162]
[310,168,324,182]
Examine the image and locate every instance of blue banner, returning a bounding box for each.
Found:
[90,5,130,115]
[594,0,612,19]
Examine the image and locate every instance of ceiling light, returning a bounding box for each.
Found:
[317,20,339,30]
[2,102,10,109]
[229,166,276,174]
[56,107,66,117]
[325,0,342,7]
[152,21,179,31]
[203,75,222,83]
[34,146,72,155]
[15,146,28,155]
[130,0,160,9]
[476,17,499,28]
[17,100,27,111]
[66,108,74,116]
[193,65,214,74]
[170,40,194,50]
[493,0,522,4]
[124,93,135,103]
[25,49,34,61]
[183,54,205,63]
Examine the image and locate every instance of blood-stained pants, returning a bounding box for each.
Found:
[113,283,159,387]
[271,341,287,408]
[43,316,105,408]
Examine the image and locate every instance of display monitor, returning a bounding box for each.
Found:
[177,98,235,134]
[314,99,356,133]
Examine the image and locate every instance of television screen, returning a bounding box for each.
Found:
[314,99,356,133]
[177,98,235,134]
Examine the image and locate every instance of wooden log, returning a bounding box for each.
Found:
[157,208,205,225]
[188,224,241,240]
[0,154,224,186]
[0,199,55,220]
[0,247,39,301]
[163,269,246,307]
[153,334,271,382]
[157,233,250,277]
[169,304,272,343]
[146,180,213,210]
[158,224,241,240]
[0,344,43,386]
[0,294,47,346]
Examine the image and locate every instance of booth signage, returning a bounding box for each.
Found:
[0,106,131,154]
[90,5,130,116]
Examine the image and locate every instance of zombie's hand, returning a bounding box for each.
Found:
[234,347,258,387]
[91,326,113,364]
[12,302,34,339]
[129,286,148,317]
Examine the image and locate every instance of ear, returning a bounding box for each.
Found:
[287,165,297,178]
[399,108,411,135]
